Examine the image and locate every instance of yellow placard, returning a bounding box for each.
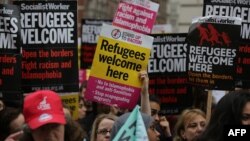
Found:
[90,36,151,87]
[60,93,79,120]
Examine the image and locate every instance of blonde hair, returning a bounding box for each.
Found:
[173,108,206,141]
[90,114,117,141]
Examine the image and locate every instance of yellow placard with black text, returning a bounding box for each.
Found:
[91,36,151,87]
[60,93,79,120]
[85,24,153,109]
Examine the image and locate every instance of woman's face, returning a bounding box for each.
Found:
[78,99,87,119]
[147,122,160,141]
[96,118,114,141]
[181,115,206,141]
[241,101,250,125]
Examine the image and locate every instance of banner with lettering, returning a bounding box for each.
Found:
[0,4,21,98]
[85,24,153,109]
[203,0,250,88]
[81,19,112,69]
[14,1,78,92]
[148,33,192,115]
[186,16,241,90]
[112,0,159,34]
[0,54,21,92]
[0,4,21,54]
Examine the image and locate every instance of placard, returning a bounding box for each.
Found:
[85,24,153,109]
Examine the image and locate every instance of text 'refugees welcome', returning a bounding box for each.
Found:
[99,39,146,81]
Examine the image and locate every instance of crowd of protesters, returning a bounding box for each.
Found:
[1,70,250,141]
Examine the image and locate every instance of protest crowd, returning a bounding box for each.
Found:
[1,0,250,141]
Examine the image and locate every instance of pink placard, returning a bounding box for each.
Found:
[85,76,141,109]
[113,1,158,34]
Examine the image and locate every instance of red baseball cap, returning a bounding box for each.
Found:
[23,90,66,130]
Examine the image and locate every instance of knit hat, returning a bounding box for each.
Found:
[23,90,66,129]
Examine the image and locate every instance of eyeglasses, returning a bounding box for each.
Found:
[97,128,111,135]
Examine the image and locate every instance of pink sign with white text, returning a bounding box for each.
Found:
[113,0,159,34]
[86,77,141,109]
